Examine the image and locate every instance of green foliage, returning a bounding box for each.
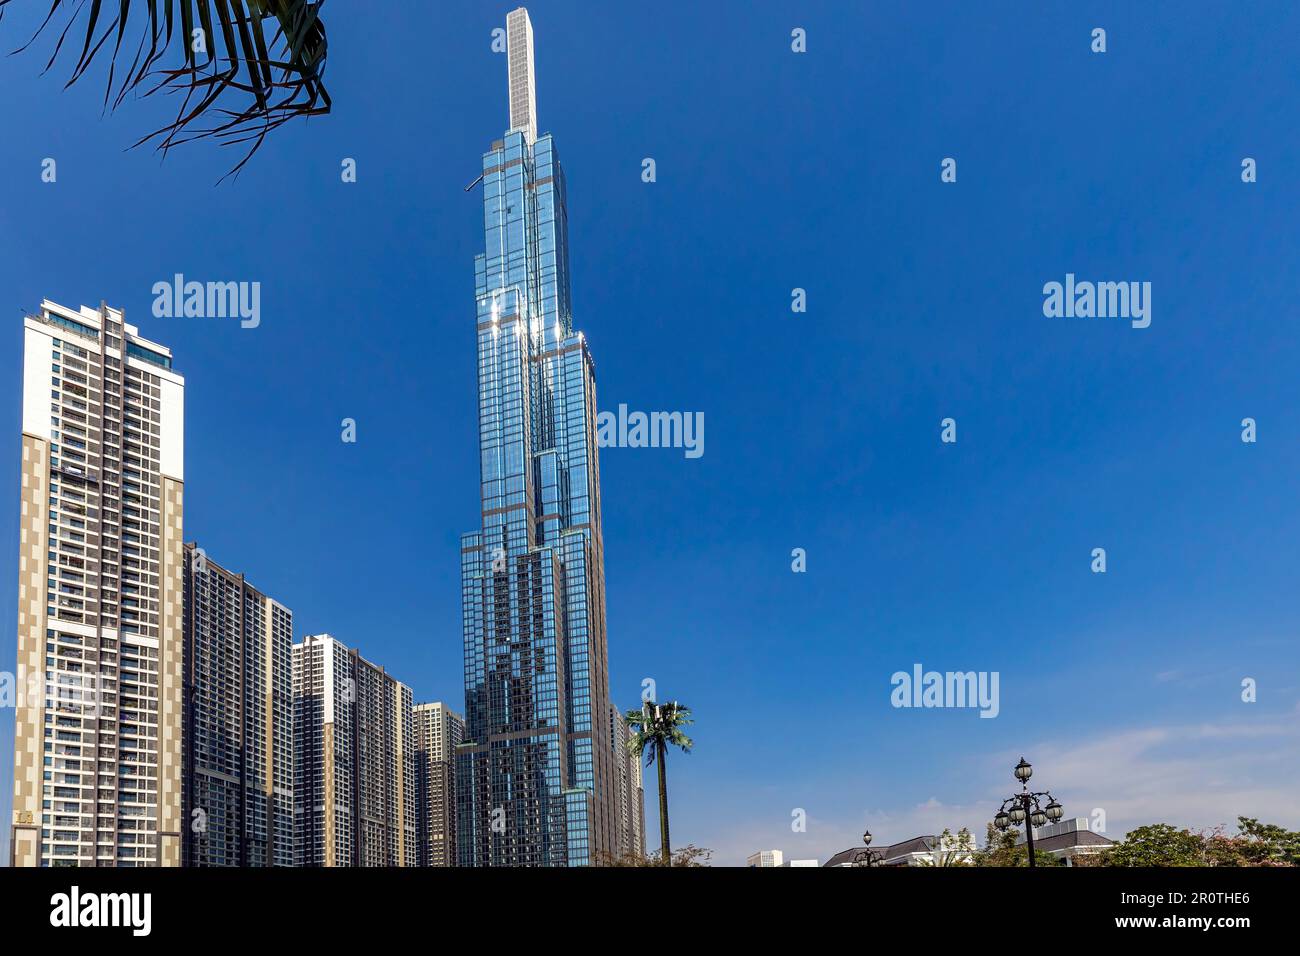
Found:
[623,701,694,764]
[975,822,1061,867]
[1106,824,1206,866]
[1093,818,1300,867]
[1235,816,1300,866]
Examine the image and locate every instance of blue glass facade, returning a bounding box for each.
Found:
[456,126,615,866]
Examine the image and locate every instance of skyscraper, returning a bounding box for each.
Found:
[182,544,294,866]
[293,634,415,867]
[456,6,618,867]
[11,300,185,867]
[413,701,464,867]
[611,705,646,861]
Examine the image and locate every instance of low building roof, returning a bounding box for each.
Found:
[824,835,938,867]
[1027,830,1114,853]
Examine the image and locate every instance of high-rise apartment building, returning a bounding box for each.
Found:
[456,6,618,867]
[611,705,646,860]
[413,701,464,867]
[11,300,184,867]
[181,544,293,866]
[293,634,415,866]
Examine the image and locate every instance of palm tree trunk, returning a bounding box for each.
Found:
[657,737,671,865]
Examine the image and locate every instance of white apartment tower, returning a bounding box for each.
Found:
[293,634,416,866]
[413,701,464,867]
[11,300,185,867]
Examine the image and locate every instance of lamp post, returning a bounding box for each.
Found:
[852,829,886,867]
[992,757,1064,868]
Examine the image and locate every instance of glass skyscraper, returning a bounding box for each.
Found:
[456,6,618,867]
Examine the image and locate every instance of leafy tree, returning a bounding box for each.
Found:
[976,821,1059,867]
[1201,827,1259,867]
[1,0,330,176]
[920,827,976,867]
[1106,824,1210,866]
[1099,819,1300,867]
[594,844,712,868]
[624,700,694,865]
[1235,817,1300,866]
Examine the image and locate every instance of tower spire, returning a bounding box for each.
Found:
[506,7,537,144]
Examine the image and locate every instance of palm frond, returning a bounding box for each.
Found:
[625,699,695,763]
[625,730,653,759]
[0,0,331,179]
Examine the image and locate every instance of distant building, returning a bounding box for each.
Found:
[783,858,819,867]
[182,544,294,867]
[611,705,646,860]
[1017,817,1114,864]
[414,701,464,867]
[293,634,416,866]
[748,849,784,868]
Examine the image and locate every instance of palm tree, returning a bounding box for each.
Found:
[1,0,330,177]
[624,700,693,865]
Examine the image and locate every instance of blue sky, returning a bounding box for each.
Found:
[1,1,1298,866]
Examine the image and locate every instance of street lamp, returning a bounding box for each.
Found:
[992,757,1064,868]
[852,829,886,867]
